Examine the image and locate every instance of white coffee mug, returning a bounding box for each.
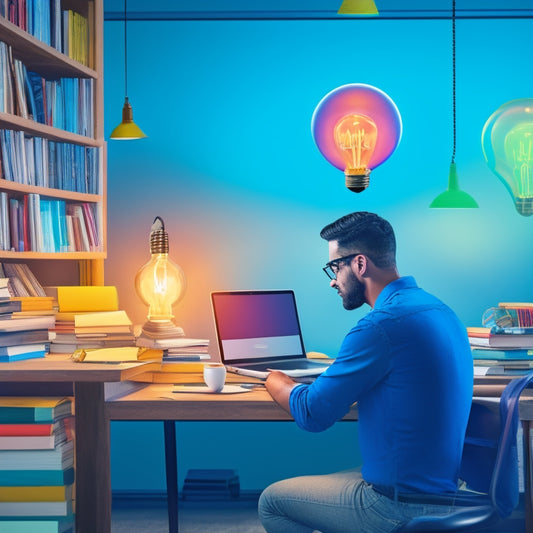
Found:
[203,363,227,393]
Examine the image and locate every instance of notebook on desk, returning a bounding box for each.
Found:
[211,290,330,379]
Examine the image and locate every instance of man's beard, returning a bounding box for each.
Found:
[341,273,366,310]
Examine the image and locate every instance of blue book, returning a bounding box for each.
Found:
[0,466,75,487]
[0,398,71,423]
[0,518,73,533]
[471,348,533,360]
[0,343,48,356]
[0,349,46,362]
[490,325,533,335]
[26,72,45,124]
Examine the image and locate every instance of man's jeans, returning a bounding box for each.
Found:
[258,469,455,533]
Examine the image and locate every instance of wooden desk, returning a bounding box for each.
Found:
[0,360,532,533]
[0,355,159,533]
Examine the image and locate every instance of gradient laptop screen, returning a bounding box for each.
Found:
[211,290,306,364]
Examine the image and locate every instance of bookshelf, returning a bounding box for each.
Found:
[0,0,106,286]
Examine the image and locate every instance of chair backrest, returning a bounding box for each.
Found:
[461,372,533,519]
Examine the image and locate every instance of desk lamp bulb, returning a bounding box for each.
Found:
[134,216,187,337]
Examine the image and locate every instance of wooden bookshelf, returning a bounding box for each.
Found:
[0,0,106,285]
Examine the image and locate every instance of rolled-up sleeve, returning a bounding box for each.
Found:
[289,318,392,432]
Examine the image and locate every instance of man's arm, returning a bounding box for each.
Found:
[265,370,300,414]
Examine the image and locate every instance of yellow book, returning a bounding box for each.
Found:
[0,484,73,502]
[50,286,119,313]
[74,310,131,328]
[0,397,70,408]
[11,296,55,311]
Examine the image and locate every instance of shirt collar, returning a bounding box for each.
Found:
[373,276,418,310]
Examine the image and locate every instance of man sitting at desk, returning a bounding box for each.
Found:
[258,211,473,533]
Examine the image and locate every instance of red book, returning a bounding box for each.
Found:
[0,423,53,436]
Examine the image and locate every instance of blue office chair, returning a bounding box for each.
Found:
[397,372,533,532]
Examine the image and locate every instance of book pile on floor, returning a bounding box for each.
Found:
[0,397,75,532]
[46,286,136,353]
[468,302,533,376]
[182,469,240,501]
[0,263,56,362]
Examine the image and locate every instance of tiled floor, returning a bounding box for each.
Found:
[112,497,265,533]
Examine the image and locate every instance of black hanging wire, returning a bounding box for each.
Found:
[451,0,456,164]
[124,0,128,98]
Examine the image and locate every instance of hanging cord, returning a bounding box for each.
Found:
[124,0,128,98]
[451,0,456,164]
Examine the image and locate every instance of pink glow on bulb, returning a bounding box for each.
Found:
[311,84,402,172]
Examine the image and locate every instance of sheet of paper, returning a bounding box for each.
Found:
[168,384,253,395]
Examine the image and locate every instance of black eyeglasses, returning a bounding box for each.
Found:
[322,253,360,280]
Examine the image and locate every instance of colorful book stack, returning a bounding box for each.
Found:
[46,286,135,353]
[0,396,75,532]
[0,264,55,362]
[468,302,533,376]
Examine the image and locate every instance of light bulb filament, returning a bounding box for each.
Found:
[507,129,533,198]
[334,114,377,174]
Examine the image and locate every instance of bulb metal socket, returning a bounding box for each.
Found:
[150,229,169,254]
[345,170,370,193]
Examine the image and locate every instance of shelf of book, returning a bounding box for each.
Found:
[0,112,101,146]
[0,0,105,285]
[0,14,97,78]
[0,180,102,201]
[0,250,106,260]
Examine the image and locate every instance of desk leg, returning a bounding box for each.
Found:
[75,382,111,533]
[164,420,179,533]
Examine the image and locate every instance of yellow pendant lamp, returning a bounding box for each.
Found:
[110,0,147,140]
[338,0,379,16]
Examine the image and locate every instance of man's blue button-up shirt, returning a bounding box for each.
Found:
[290,276,473,494]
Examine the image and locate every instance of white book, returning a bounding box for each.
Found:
[0,500,73,517]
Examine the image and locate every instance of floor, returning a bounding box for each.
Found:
[112,496,265,533]
[111,494,526,533]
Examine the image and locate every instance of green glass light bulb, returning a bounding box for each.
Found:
[482,99,533,216]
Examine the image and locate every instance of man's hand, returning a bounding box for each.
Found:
[265,370,299,414]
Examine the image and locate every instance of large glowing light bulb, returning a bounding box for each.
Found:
[135,216,187,337]
[312,84,402,192]
[482,99,533,216]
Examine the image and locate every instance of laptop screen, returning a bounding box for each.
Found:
[211,290,307,364]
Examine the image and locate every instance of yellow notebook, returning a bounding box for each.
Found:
[74,310,132,328]
[51,286,119,313]
[0,484,73,502]
[72,346,163,363]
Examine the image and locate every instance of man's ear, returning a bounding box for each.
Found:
[353,254,368,276]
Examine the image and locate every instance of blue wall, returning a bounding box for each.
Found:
[103,17,533,491]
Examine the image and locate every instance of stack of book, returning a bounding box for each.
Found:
[0,397,75,532]
[136,332,210,362]
[0,264,55,361]
[468,302,533,376]
[47,286,135,353]
[182,469,240,501]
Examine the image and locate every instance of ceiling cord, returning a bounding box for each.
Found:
[451,0,456,164]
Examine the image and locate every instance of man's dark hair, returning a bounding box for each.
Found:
[320,211,396,268]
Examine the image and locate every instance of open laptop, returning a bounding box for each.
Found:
[211,290,330,379]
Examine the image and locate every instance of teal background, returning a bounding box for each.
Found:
[103,18,533,491]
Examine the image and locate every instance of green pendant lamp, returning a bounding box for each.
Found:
[430,0,477,209]
[110,0,147,140]
[430,162,478,208]
[337,0,379,16]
